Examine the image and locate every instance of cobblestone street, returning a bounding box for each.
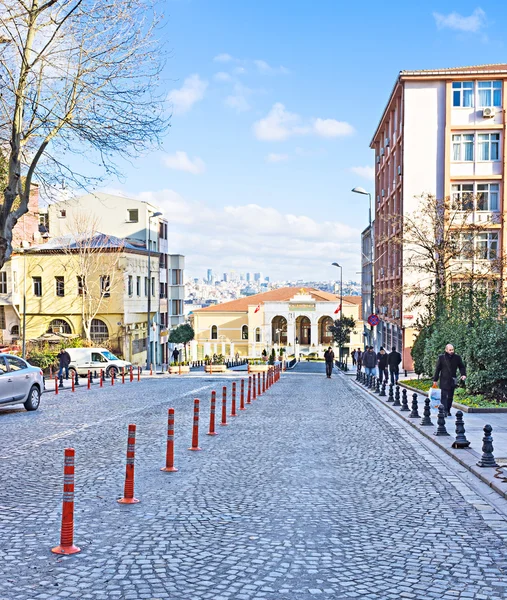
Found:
[2,365,507,599]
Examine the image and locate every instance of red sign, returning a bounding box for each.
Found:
[367,314,380,327]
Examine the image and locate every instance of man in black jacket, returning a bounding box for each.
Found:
[388,347,402,385]
[324,347,335,378]
[377,347,388,383]
[433,344,466,416]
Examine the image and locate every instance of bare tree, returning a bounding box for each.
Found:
[0,0,169,267]
[59,214,124,341]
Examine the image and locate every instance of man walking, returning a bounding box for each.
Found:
[58,348,71,381]
[172,347,180,363]
[433,344,466,416]
[363,346,376,377]
[356,348,363,372]
[351,349,357,367]
[388,346,402,385]
[377,347,388,383]
[324,346,335,378]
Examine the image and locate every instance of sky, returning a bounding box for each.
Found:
[85,0,507,281]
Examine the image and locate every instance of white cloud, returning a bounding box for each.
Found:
[433,8,486,32]
[224,83,253,113]
[233,66,247,75]
[214,71,233,82]
[162,151,206,174]
[253,103,354,142]
[169,74,208,115]
[313,118,355,138]
[213,53,234,62]
[266,153,289,163]
[350,165,375,181]
[254,59,289,75]
[134,189,360,279]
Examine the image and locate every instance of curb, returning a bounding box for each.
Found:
[351,377,507,501]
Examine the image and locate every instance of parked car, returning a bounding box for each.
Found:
[0,354,44,411]
[66,348,132,378]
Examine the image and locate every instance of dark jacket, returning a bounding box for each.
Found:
[58,350,71,367]
[388,350,402,371]
[363,350,377,369]
[377,352,388,369]
[324,349,335,363]
[356,351,363,364]
[433,352,466,389]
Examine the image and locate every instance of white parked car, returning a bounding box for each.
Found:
[66,347,132,378]
[0,354,44,411]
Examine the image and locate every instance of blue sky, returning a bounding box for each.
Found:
[95,1,506,281]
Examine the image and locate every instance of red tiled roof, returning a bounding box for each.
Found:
[194,287,362,315]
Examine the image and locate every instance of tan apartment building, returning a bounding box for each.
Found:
[371,63,507,368]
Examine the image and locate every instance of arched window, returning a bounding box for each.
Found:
[242,325,248,340]
[211,325,218,340]
[48,319,72,334]
[10,325,19,337]
[90,319,109,343]
[255,327,261,342]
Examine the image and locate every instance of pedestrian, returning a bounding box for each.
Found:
[324,346,335,378]
[172,348,179,363]
[363,346,376,377]
[433,344,466,417]
[58,347,71,381]
[377,347,388,383]
[356,348,363,371]
[388,346,402,385]
[351,349,357,366]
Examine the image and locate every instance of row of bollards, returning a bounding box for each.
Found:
[356,370,498,470]
[51,365,282,555]
[54,366,142,395]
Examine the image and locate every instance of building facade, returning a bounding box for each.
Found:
[190,287,363,359]
[47,192,185,364]
[371,63,507,368]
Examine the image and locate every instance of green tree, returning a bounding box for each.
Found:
[329,316,355,356]
[168,324,195,362]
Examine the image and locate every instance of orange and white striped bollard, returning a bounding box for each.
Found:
[221,386,228,426]
[240,379,245,410]
[188,399,202,451]
[231,382,237,417]
[51,448,80,554]
[208,391,218,436]
[161,408,178,472]
[118,424,140,504]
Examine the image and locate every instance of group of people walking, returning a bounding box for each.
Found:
[352,346,402,385]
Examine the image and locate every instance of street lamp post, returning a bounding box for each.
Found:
[352,186,374,348]
[146,211,163,371]
[331,262,343,361]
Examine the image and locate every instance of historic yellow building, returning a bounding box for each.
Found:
[190,287,363,359]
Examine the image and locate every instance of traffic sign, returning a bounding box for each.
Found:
[367,314,380,327]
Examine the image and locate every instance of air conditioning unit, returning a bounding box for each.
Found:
[380,267,384,276]
[395,309,400,318]
[381,189,385,197]
[482,107,495,118]
[380,148,385,156]
[397,165,402,176]
[376,155,380,164]
[385,137,390,147]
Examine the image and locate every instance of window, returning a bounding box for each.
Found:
[55,276,65,297]
[255,327,261,343]
[0,272,7,294]
[172,269,183,285]
[48,318,71,334]
[211,325,218,340]
[10,325,19,337]
[476,232,499,260]
[453,81,474,107]
[33,276,42,297]
[160,254,166,269]
[136,276,141,296]
[145,277,149,296]
[0,357,7,374]
[100,275,111,298]
[128,275,133,297]
[6,356,27,371]
[12,271,17,293]
[151,277,155,297]
[172,299,182,315]
[452,134,474,161]
[127,209,139,223]
[477,183,500,211]
[451,184,474,211]
[477,81,502,108]
[0,306,5,329]
[77,275,86,296]
[242,325,248,340]
[90,318,109,343]
[57,209,66,218]
[478,133,500,161]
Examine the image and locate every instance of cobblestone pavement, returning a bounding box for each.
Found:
[2,365,507,599]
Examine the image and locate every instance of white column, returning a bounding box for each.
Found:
[190,339,198,360]
[310,322,318,347]
[230,342,235,358]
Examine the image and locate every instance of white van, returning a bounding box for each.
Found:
[67,348,132,378]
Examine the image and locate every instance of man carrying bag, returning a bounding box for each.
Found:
[432,344,466,417]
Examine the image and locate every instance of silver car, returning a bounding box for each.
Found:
[0,354,44,411]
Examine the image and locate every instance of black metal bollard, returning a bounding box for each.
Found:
[74,370,79,387]
[477,424,498,467]
[59,374,64,388]
[356,370,360,381]
[420,398,433,426]
[387,384,394,402]
[393,385,401,407]
[400,389,409,411]
[379,382,386,397]
[409,393,420,419]
[435,404,450,436]
[375,378,380,394]
[370,376,375,390]
[452,411,470,449]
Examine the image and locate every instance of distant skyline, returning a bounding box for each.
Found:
[54,0,507,280]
